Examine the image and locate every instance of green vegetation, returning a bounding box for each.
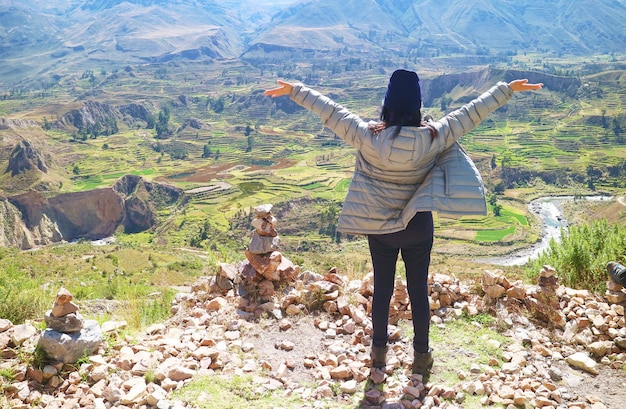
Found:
[0,242,209,327]
[0,254,51,324]
[527,219,626,292]
[1,54,626,326]
[172,375,335,409]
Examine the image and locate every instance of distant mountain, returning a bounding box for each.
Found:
[0,0,297,87]
[246,0,626,56]
[1,0,625,88]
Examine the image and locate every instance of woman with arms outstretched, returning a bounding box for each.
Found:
[265,70,542,380]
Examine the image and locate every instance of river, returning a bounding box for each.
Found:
[485,195,613,266]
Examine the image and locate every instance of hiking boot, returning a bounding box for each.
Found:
[607,261,626,287]
[412,348,433,381]
[370,345,388,368]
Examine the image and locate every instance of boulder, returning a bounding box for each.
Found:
[38,320,103,364]
[44,311,84,333]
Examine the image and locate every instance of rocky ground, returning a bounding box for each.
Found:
[1,262,626,409]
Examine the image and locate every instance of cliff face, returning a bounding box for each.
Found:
[420,68,582,107]
[1,175,183,249]
[5,140,48,177]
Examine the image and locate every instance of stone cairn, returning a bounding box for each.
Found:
[483,265,567,328]
[528,265,567,328]
[241,204,300,304]
[606,272,626,304]
[38,287,103,364]
[194,204,300,317]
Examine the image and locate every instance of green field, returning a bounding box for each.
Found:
[0,55,625,282]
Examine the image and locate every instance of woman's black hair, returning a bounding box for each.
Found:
[371,106,437,139]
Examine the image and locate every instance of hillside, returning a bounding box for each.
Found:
[1,51,626,259]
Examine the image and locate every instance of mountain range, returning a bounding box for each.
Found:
[1,0,625,88]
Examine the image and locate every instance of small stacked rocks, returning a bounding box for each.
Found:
[528,265,566,328]
[38,287,103,364]
[45,287,82,332]
[605,274,626,304]
[240,204,299,302]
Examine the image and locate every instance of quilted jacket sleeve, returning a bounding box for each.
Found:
[289,84,371,149]
[435,82,513,150]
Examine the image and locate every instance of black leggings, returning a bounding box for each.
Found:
[367,211,434,353]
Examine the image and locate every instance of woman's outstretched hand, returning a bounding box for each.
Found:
[509,79,543,92]
[264,80,294,98]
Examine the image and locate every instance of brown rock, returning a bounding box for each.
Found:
[27,367,44,384]
[240,261,262,283]
[205,297,228,311]
[606,291,626,304]
[539,265,557,278]
[507,282,527,300]
[364,388,383,404]
[484,284,506,299]
[253,203,273,218]
[245,250,281,280]
[0,319,12,333]
[329,365,351,380]
[324,269,345,286]
[277,255,299,282]
[258,280,275,300]
[51,301,79,318]
[218,263,238,281]
[55,287,73,305]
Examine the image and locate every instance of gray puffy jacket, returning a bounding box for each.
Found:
[289,81,514,235]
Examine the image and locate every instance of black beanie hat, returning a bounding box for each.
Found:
[384,69,421,113]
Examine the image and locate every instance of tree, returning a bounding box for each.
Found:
[146,114,155,129]
[500,152,512,170]
[493,203,503,216]
[440,95,452,111]
[156,106,171,139]
[490,154,497,170]
[209,96,225,113]
[319,202,341,241]
[601,109,608,128]
[202,144,212,158]
[613,117,622,139]
[488,193,502,216]
[493,182,506,194]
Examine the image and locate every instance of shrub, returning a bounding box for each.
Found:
[0,265,50,324]
[527,219,626,292]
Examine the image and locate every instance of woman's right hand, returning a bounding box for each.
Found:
[509,79,543,92]
[264,80,294,98]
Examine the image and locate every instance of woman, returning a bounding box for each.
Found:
[265,70,542,379]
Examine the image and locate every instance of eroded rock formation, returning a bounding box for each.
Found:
[0,175,183,249]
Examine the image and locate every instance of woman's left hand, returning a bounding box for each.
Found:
[509,79,543,92]
[264,80,294,98]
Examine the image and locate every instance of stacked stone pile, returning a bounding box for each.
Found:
[605,275,626,304]
[1,260,625,408]
[201,204,300,307]
[480,265,626,367]
[38,287,103,365]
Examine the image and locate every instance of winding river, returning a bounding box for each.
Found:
[485,195,613,266]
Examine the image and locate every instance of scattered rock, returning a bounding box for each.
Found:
[3,235,625,408]
[566,352,600,375]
